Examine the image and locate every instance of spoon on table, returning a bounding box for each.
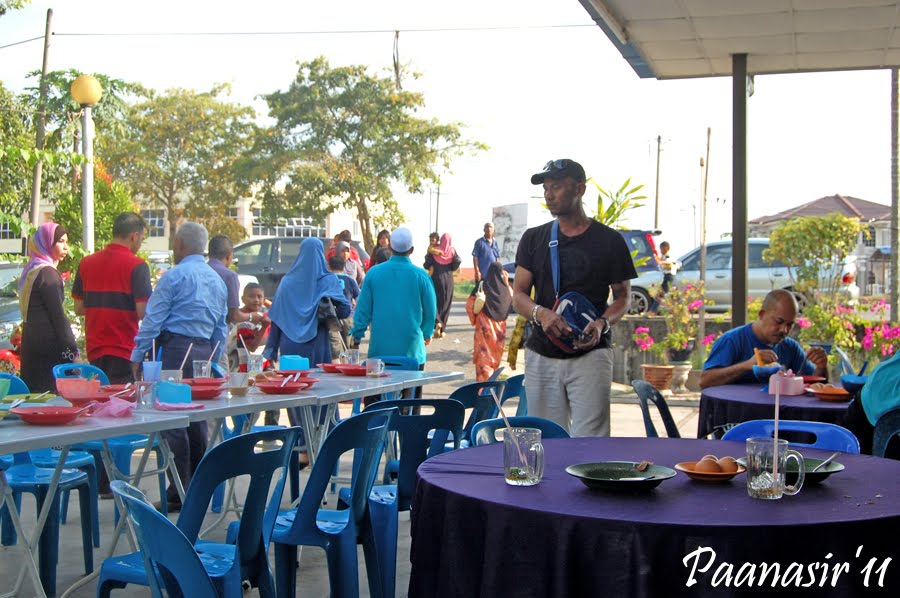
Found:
[30,391,51,402]
[812,452,841,472]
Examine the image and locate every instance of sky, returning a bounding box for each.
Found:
[0,0,894,261]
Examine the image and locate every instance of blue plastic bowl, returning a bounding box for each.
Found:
[839,374,867,397]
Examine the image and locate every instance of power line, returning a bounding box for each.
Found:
[0,35,43,50]
[51,23,593,38]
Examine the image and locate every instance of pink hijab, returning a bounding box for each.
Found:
[19,222,62,320]
[433,233,457,266]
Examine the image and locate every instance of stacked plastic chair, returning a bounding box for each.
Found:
[272,408,397,598]
[872,407,900,458]
[499,373,528,416]
[52,363,169,520]
[110,481,225,598]
[98,426,301,597]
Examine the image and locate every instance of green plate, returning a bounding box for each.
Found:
[736,457,843,484]
[1,393,59,404]
[566,461,676,491]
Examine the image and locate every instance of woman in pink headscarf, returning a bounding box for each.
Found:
[18,223,79,392]
[423,232,461,338]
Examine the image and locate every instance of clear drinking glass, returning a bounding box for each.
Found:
[134,381,156,411]
[192,360,211,379]
[503,427,544,486]
[366,358,385,377]
[247,354,264,375]
[746,437,805,500]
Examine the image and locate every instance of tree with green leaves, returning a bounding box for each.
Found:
[764,213,865,302]
[257,56,486,251]
[104,85,258,247]
[0,0,30,17]
[0,81,32,215]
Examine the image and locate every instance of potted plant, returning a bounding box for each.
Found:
[656,282,707,363]
[633,327,674,392]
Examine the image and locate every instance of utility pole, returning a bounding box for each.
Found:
[654,135,662,229]
[435,185,441,233]
[29,8,53,227]
[891,68,899,323]
[698,127,711,361]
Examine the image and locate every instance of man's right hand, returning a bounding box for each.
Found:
[536,306,573,340]
[752,349,779,367]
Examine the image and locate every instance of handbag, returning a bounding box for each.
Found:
[317,297,341,332]
[547,220,607,354]
[473,282,486,314]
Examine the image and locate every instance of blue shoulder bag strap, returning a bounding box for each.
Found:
[550,220,560,301]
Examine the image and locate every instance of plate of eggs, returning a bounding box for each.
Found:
[674,454,746,482]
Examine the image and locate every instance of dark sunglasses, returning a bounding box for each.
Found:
[542,159,571,171]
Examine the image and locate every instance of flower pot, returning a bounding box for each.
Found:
[665,338,696,363]
[641,363,675,393]
[670,363,693,394]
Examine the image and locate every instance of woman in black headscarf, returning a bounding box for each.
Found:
[465,261,512,381]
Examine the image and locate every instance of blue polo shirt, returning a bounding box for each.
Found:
[703,324,814,384]
[472,236,500,279]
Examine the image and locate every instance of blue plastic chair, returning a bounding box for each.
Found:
[722,419,861,454]
[51,363,110,384]
[99,427,301,598]
[438,380,507,450]
[211,414,300,513]
[51,365,169,522]
[0,373,101,547]
[873,407,900,458]
[0,372,29,394]
[109,481,224,598]
[499,373,528,416]
[272,408,397,598]
[632,379,682,438]
[472,416,570,446]
[0,452,94,596]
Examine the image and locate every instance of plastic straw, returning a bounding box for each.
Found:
[206,341,221,373]
[179,342,194,373]
[489,387,528,464]
[773,375,781,480]
[152,339,156,362]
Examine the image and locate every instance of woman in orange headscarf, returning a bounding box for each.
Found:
[423,233,461,338]
[18,223,79,392]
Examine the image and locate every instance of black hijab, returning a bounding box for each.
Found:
[481,261,512,322]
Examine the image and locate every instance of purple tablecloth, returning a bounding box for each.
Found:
[409,437,900,598]
[698,384,850,438]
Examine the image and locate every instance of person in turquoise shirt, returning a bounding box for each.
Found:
[350,227,437,370]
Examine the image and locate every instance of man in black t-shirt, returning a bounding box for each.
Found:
[512,159,636,436]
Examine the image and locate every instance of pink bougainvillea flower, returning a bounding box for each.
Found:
[795,317,812,329]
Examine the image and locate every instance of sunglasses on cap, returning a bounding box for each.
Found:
[542,159,572,171]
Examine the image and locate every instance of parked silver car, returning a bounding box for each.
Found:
[628,238,859,314]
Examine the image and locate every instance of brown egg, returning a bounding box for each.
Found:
[717,456,739,474]
[694,458,722,473]
[700,454,718,462]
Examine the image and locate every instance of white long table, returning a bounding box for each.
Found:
[0,411,190,598]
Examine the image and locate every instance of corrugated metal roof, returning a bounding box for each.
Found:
[578,0,900,79]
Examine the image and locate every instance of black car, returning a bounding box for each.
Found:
[233,236,369,297]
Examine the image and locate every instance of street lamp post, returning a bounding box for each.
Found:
[70,74,102,254]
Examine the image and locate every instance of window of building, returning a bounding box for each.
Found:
[227,207,239,221]
[141,209,166,238]
[0,220,15,240]
[863,225,876,248]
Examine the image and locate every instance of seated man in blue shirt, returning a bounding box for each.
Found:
[700,289,828,389]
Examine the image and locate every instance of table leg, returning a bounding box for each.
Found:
[0,470,46,598]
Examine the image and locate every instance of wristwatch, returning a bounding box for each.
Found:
[598,317,610,335]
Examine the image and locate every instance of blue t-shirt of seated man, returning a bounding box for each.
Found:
[703,324,815,384]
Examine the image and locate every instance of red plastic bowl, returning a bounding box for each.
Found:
[335,364,367,377]
[317,363,341,373]
[11,406,87,425]
[256,381,310,395]
[184,378,224,387]
[802,375,827,384]
[190,385,225,400]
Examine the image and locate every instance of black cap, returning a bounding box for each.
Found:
[530,159,586,185]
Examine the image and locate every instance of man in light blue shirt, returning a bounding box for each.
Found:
[350,227,436,376]
[472,222,500,283]
[131,221,227,511]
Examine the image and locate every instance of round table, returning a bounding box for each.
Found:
[409,437,900,598]
[698,384,851,438]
